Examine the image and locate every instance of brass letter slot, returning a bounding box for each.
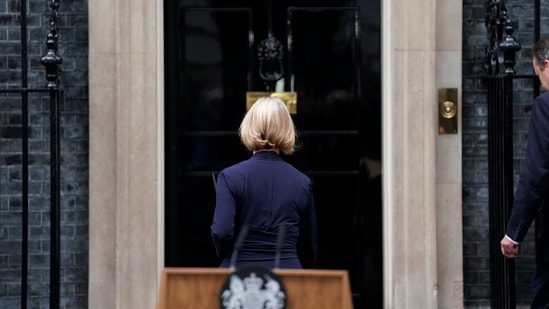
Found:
[246,91,297,114]
[438,88,458,134]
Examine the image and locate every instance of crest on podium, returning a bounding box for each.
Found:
[219,265,287,309]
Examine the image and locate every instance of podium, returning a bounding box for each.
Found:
[156,267,353,308]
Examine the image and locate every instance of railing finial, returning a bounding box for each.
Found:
[500,16,521,75]
[40,0,63,89]
[484,0,521,76]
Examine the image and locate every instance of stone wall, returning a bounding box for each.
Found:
[0,1,88,308]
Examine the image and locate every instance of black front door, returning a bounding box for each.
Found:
[164,0,382,307]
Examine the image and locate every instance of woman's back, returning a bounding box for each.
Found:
[210,96,317,269]
[211,151,317,268]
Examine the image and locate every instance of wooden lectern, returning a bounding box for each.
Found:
[156,267,353,309]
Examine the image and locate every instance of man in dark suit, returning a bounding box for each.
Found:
[501,38,549,308]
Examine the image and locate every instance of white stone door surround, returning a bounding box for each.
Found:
[88,0,463,308]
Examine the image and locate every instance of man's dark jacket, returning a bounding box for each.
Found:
[506,91,549,264]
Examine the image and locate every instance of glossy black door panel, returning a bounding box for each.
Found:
[164,1,382,307]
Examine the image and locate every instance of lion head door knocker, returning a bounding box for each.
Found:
[248,33,297,114]
[257,32,284,91]
[246,1,297,114]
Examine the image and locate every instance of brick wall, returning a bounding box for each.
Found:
[0,1,88,308]
[462,0,549,308]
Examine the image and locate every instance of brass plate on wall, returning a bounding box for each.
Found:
[246,92,297,114]
[438,88,458,134]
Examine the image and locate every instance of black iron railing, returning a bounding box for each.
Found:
[485,4,519,307]
[0,0,62,308]
[484,0,540,308]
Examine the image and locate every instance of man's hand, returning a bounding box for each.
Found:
[500,236,518,258]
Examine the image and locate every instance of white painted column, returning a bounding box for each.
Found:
[88,0,164,308]
[382,0,439,307]
[435,0,464,307]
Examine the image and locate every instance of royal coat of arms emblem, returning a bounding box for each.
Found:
[219,266,287,309]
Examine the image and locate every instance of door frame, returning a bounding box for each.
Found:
[87,0,463,308]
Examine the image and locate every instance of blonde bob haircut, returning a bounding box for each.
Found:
[239,97,296,155]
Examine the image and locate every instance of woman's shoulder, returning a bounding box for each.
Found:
[219,157,257,175]
[220,161,246,174]
[220,155,309,179]
[280,162,311,183]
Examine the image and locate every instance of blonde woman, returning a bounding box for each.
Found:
[211,97,317,269]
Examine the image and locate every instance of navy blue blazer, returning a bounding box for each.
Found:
[211,151,318,269]
[506,91,549,264]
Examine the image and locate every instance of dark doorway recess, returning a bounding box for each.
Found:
[164,0,382,307]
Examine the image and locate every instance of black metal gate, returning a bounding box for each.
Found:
[0,1,63,308]
[484,0,540,308]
